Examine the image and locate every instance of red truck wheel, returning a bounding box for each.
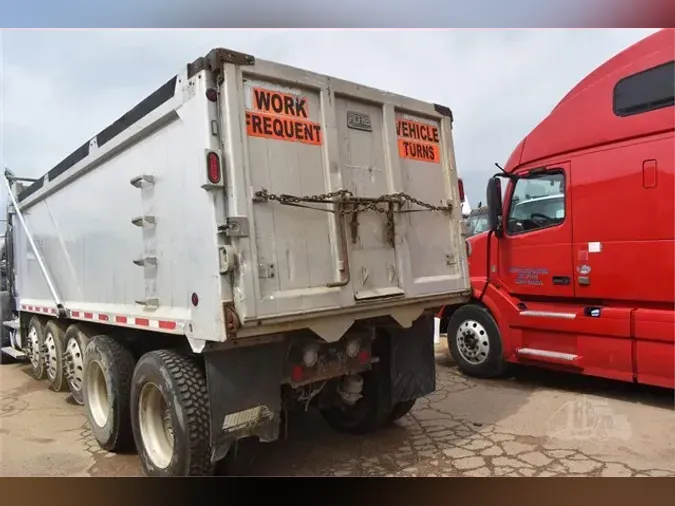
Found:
[447,304,507,379]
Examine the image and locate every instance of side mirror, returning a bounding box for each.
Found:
[486,176,503,236]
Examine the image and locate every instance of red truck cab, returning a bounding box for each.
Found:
[440,29,674,389]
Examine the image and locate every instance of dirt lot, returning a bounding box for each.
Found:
[1,341,673,477]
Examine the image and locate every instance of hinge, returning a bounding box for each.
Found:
[218,217,249,237]
[258,263,275,279]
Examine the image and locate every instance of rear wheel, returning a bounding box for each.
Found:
[44,321,68,392]
[388,399,417,423]
[64,325,92,405]
[83,335,136,452]
[26,316,47,380]
[320,364,394,435]
[130,350,213,476]
[447,304,506,379]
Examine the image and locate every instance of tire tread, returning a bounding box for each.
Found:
[152,350,213,476]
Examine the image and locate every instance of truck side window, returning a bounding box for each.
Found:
[506,172,565,235]
[613,60,675,117]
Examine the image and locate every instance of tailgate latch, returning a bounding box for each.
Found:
[218,217,249,237]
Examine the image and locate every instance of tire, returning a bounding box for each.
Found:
[26,316,47,380]
[388,399,417,423]
[83,335,136,452]
[64,324,92,405]
[130,350,213,477]
[43,321,68,392]
[214,436,260,476]
[0,290,11,348]
[447,304,506,379]
[319,364,394,435]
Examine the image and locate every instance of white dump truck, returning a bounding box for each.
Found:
[1,47,470,476]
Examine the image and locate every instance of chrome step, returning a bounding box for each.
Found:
[1,346,27,359]
[516,348,579,362]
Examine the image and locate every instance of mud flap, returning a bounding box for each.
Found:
[204,341,287,463]
[387,313,436,403]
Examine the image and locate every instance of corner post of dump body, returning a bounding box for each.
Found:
[434,104,467,280]
[192,48,259,327]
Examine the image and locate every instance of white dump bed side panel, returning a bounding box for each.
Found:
[219,58,468,325]
[13,73,228,343]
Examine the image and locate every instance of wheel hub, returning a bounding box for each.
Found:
[65,338,84,393]
[139,382,174,469]
[28,327,40,370]
[85,360,110,428]
[45,332,58,381]
[456,319,490,365]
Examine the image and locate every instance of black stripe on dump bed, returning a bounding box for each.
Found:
[47,142,90,183]
[18,177,44,201]
[17,75,178,203]
[96,75,178,147]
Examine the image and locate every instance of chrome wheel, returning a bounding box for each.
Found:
[85,360,110,428]
[456,319,490,365]
[138,382,174,469]
[45,332,58,381]
[28,326,40,370]
[65,338,84,393]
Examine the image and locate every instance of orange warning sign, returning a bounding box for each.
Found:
[396,118,441,164]
[246,87,322,145]
[246,111,323,146]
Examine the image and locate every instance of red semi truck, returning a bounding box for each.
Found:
[438,29,674,389]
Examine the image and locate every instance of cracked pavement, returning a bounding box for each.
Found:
[1,341,673,477]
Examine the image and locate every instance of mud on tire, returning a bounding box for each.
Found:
[130,350,214,477]
[83,335,136,452]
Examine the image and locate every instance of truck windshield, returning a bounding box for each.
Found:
[467,213,489,235]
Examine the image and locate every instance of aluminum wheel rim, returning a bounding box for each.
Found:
[28,327,40,370]
[85,360,110,428]
[45,332,58,381]
[456,319,490,365]
[138,382,174,469]
[65,338,84,393]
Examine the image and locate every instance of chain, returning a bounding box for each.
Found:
[254,188,452,215]
[253,188,453,247]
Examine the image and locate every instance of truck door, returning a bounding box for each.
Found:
[498,163,573,299]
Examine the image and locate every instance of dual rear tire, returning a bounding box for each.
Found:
[81,342,237,476]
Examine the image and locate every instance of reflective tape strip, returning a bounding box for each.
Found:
[19,304,182,334]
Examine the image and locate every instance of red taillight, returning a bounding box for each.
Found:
[458,178,465,202]
[291,365,304,382]
[205,88,218,102]
[207,152,221,184]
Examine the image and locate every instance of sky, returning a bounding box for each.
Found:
[0,28,657,213]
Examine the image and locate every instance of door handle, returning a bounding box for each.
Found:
[552,276,571,286]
